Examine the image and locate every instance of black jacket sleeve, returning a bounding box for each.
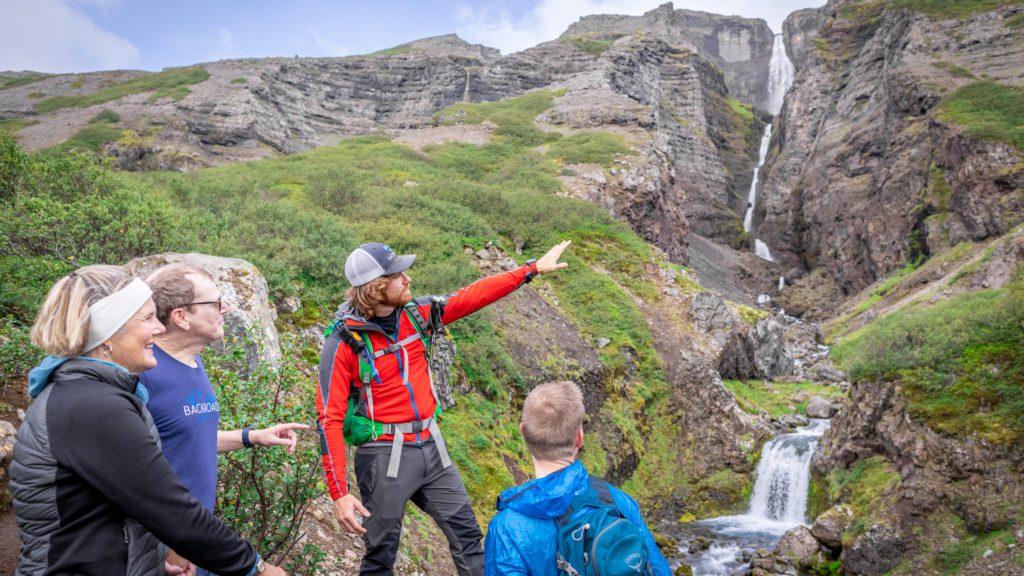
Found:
[49,386,258,576]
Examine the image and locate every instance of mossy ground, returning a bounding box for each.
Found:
[723,380,847,418]
[35,66,209,113]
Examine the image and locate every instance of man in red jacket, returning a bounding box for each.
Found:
[316,240,570,576]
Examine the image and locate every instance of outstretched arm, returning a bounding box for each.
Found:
[440,240,572,325]
[217,423,310,454]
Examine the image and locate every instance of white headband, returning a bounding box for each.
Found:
[85,278,153,352]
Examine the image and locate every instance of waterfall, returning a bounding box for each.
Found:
[746,34,795,263]
[768,34,795,115]
[684,420,831,576]
[743,124,773,233]
[747,420,828,523]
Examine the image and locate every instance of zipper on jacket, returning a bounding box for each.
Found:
[123,523,129,544]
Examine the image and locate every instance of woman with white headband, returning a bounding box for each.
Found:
[9,265,286,576]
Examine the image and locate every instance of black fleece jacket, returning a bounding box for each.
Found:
[10,358,258,576]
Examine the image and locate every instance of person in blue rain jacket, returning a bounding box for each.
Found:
[484,381,672,576]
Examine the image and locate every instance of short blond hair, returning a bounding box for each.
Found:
[521,381,585,461]
[344,275,392,319]
[146,264,214,325]
[31,265,133,357]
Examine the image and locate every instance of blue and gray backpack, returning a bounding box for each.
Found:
[555,478,653,576]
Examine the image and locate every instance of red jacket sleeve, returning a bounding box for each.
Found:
[440,263,537,325]
[316,337,355,500]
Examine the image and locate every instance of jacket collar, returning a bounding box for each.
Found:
[52,357,140,395]
[496,461,590,519]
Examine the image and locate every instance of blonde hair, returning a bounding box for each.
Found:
[521,381,585,461]
[146,264,214,325]
[31,265,133,357]
[345,275,392,319]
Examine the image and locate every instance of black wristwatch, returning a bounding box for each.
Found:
[524,259,538,283]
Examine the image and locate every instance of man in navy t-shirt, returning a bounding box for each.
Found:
[141,264,308,575]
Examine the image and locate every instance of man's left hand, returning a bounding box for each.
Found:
[535,240,571,274]
[251,423,310,454]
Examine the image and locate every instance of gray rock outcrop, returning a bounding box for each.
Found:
[811,505,854,549]
[125,252,281,369]
[842,524,902,576]
[805,396,836,419]
[776,525,822,567]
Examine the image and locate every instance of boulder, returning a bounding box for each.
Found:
[811,505,854,550]
[805,396,836,419]
[842,525,902,576]
[776,525,821,567]
[125,253,281,369]
[752,319,793,378]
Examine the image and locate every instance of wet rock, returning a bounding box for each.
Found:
[776,525,820,567]
[842,524,902,576]
[811,506,854,550]
[805,396,836,419]
[688,535,712,554]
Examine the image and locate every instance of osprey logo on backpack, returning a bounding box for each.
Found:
[555,478,652,576]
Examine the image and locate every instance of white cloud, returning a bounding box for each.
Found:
[455,0,825,54]
[309,28,349,57]
[0,0,138,73]
[218,28,236,54]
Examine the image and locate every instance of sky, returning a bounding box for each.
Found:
[1,0,826,74]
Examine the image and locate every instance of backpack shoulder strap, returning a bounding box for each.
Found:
[589,477,616,506]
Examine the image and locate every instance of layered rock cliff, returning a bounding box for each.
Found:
[759,0,1024,315]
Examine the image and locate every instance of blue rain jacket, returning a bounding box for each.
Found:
[484,461,671,576]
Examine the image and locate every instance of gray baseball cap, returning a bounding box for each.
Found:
[345,243,416,287]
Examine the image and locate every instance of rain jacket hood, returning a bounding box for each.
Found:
[496,461,589,519]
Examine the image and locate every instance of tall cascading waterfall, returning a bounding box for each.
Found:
[682,420,831,576]
[747,34,794,265]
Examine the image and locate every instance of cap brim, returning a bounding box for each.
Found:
[383,254,416,276]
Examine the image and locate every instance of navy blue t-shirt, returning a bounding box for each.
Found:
[141,345,220,511]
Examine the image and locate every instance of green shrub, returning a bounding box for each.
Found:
[205,335,326,573]
[0,118,39,134]
[546,131,633,165]
[833,274,1024,442]
[35,67,209,113]
[938,81,1024,151]
[89,109,121,124]
[561,36,615,56]
[0,320,39,388]
[889,0,1024,18]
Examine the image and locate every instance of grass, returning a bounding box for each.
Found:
[828,455,901,543]
[561,36,615,56]
[89,109,121,124]
[0,74,49,90]
[0,118,39,133]
[545,131,632,165]
[230,77,247,84]
[371,43,412,56]
[931,60,976,79]
[35,66,209,113]
[938,81,1024,151]
[833,273,1024,442]
[727,97,755,123]
[890,0,1024,18]
[723,380,847,417]
[1008,12,1024,27]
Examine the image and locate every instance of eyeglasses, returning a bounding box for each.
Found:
[187,299,223,309]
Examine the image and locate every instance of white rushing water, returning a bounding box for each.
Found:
[747,34,795,263]
[685,419,831,576]
[768,34,795,115]
[743,124,773,233]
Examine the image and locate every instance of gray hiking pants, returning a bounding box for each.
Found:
[354,439,484,576]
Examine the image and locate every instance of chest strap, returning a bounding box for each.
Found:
[378,416,452,478]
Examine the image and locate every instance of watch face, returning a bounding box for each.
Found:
[256,559,266,573]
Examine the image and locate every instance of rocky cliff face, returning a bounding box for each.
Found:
[759,0,1024,313]
[563,2,777,111]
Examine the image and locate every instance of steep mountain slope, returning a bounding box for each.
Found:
[758,0,1024,316]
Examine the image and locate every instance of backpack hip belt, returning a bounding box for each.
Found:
[376,416,452,478]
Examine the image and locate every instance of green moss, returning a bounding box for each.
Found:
[727,97,755,123]
[36,67,209,113]
[561,36,615,56]
[889,0,1024,18]
[735,304,768,326]
[833,274,1024,442]
[89,109,121,124]
[930,60,977,79]
[230,77,247,84]
[723,380,847,417]
[828,456,901,537]
[0,74,49,90]
[938,81,1024,151]
[1008,12,1024,27]
[545,131,633,165]
[371,43,413,56]
[0,118,39,133]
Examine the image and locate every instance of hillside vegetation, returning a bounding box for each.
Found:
[1,89,699,527]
